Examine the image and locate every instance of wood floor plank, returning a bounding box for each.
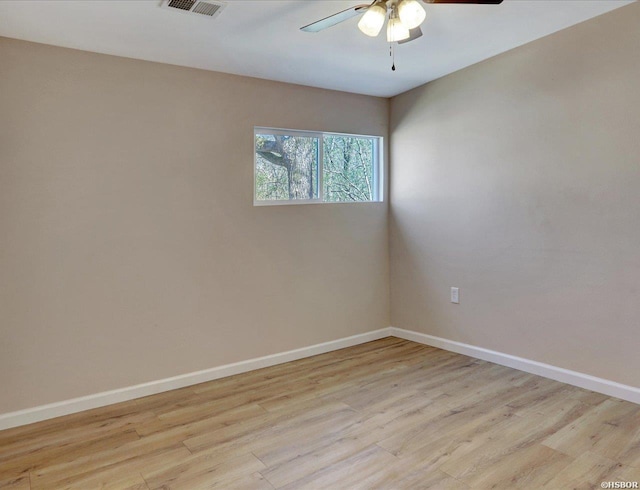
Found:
[341,462,469,490]
[135,401,267,438]
[542,450,634,489]
[0,473,30,490]
[182,400,357,455]
[29,439,191,489]
[376,378,556,458]
[1,337,638,489]
[253,390,440,477]
[276,444,398,490]
[142,452,265,490]
[0,410,155,460]
[52,471,150,490]
[437,398,593,483]
[452,443,573,488]
[259,435,385,488]
[0,429,141,482]
[218,472,275,490]
[542,398,640,459]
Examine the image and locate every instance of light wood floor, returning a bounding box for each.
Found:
[1,337,639,489]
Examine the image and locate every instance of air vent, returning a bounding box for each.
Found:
[192,2,221,16]
[160,0,226,19]
[168,0,195,11]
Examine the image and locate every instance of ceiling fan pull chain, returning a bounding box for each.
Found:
[391,43,396,71]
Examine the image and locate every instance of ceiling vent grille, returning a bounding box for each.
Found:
[192,2,222,16]
[160,0,226,19]
[168,0,195,11]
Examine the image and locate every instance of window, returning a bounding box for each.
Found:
[254,128,382,205]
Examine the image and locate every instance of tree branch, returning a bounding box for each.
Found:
[256,150,288,169]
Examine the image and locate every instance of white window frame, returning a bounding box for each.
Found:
[254,127,384,206]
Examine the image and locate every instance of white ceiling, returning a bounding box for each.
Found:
[0,0,633,97]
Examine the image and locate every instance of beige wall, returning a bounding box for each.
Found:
[0,38,389,414]
[3,1,639,416]
[390,3,640,387]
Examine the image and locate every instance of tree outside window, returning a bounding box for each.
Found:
[255,129,381,204]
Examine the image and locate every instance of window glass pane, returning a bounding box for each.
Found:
[255,133,319,201]
[323,135,376,202]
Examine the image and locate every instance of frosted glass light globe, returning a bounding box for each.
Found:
[387,15,410,42]
[358,3,387,37]
[398,0,426,29]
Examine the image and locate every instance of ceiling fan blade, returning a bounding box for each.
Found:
[398,27,423,45]
[424,0,503,3]
[300,4,370,33]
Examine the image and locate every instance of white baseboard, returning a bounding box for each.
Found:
[0,328,393,431]
[4,325,637,431]
[389,326,640,405]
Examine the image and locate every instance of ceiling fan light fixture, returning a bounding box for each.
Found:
[387,10,410,42]
[398,0,426,29]
[357,2,387,37]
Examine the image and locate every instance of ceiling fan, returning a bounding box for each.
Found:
[301,0,503,45]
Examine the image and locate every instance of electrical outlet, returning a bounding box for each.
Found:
[451,287,459,304]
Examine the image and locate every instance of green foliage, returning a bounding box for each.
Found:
[255,134,318,201]
[323,136,374,202]
[255,159,289,200]
[255,134,287,201]
[255,134,289,200]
